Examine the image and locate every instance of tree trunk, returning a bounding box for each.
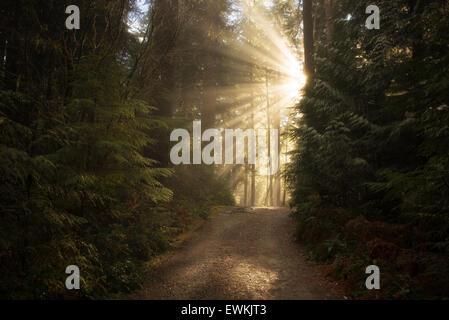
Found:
[250,73,256,207]
[265,68,272,206]
[303,0,314,78]
[152,0,179,117]
[244,165,249,207]
[324,0,335,41]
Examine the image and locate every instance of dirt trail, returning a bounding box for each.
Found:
[129,207,342,300]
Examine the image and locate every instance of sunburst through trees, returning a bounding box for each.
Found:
[163,0,306,207]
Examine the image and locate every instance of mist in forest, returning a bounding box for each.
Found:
[1,0,448,301]
[130,0,305,207]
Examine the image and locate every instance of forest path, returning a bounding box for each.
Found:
[128,207,342,300]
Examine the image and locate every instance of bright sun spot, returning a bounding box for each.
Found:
[282,64,306,102]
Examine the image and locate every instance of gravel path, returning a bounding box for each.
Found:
[128,207,342,300]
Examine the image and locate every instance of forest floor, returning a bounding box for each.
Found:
[127,207,345,300]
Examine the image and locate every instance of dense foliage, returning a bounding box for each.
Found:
[287,0,449,299]
[2,0,447,300]
[0,0,233,299]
